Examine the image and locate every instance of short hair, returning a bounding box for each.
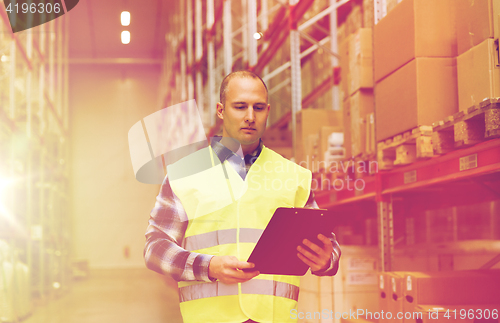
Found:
[219,70,268,105]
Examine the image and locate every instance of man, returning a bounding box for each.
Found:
[144,71,341,323]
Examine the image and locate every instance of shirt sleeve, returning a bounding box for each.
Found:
[305,190,342,276]
[144,175,214,282]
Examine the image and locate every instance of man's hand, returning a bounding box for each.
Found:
[296,234,334,272]
[208,255,260,284]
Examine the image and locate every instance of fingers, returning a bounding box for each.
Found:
[297,235,334,271]
[235,261,256,270]
[221,268,260,284]
[318,234,333,248]
[218,258,259,284]
[297,243,320,262]
[297,252,315,268]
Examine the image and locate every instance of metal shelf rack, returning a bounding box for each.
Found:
[0,5,70,321]
[315,138,500,271]
[158,0,351,152]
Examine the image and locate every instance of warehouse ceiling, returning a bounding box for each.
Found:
[68,0,174,61]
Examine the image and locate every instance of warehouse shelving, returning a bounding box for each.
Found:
[314,0,500,275]
[313,137,500,271]
[158,0,349,152]
[0,5,70,321]
[316,138,500,207]
[157,0,500,274]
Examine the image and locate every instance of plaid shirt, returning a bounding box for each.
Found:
[144,137,340,282]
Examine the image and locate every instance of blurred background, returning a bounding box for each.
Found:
[0,0,499,322]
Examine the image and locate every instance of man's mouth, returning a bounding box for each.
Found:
[242,127,256,131]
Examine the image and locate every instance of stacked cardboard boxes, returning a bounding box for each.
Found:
[378,272,406,323]
[340,28,375,159]
[338,1,377,160]
[332,246,380,322]
[350,89,374,158]
[377,270,500,323]
[374,0,459,141]
[456,0,500,55]
[296,109,343,169]
[348,29,373,96]
[456,0,500,111]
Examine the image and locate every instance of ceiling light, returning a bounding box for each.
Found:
[253,32,263,40]
[121,11,130,26]
[121,31,131,44]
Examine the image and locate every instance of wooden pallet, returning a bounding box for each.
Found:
[377,126,434,170]
[432,98,500,154]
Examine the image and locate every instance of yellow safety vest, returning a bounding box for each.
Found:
[168,145,312,323]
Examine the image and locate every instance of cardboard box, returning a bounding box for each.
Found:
[375,58,458,141]
[318,126,343,167]
[348,5,363,35]
[362,0,374,28]
[365,113,376,155]
[343,99,352,159]
[457,38,500,112]
[305,134,319,166]
[379,272,406,323]
[457,0,500,55]
[403,270,500,314]
[340,35,352,101]
[296,109,343,166]
[374,0,457,82]
[349,28,373,96]
[334,246,380,321]
[350,89,374,157]
[338,23,348,51]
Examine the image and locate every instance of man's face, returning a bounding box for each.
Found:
[217,77,270,146]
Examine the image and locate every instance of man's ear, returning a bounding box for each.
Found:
[216,102,224,120]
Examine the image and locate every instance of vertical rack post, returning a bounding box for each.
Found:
[241,0,248,66]
[289,0,302,160]
[207,0,216,125]
[374,0,387,25]
[187,0,195,100]
[223,0,232,76]
[180,1,187,101]
[248,0,258,67]
[180,49,187,101]
[195,0,204,122]
[9,37,15,118]
[39,24,45,135]
[329,0,340,111]
[260,0,270,79]
[377,199,394,272]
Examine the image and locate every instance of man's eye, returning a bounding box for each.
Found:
[235,106,246,109]
[254,107,264,111]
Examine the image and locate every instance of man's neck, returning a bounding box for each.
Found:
[218,136,260,157]
[241,141,260,156]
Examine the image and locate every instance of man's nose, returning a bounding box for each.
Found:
[245,107,255,123]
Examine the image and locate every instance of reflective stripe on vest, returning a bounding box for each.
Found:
[179,280,299,303]
[183,228,264,251]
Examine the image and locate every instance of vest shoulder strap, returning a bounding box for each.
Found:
[167,146,220,181]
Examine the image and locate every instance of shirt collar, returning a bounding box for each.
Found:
[210,136,263,164]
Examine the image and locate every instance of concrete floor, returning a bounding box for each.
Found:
[22,268,183,323]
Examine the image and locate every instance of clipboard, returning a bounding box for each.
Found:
[244,207,335,276]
